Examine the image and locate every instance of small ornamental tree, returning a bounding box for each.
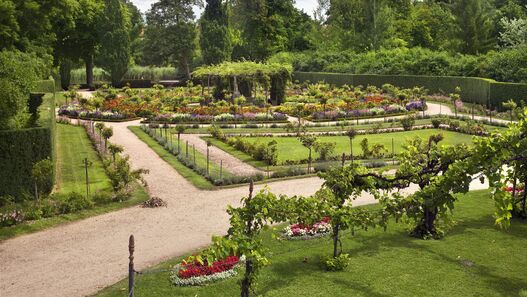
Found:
[101,126,114,152]
[346,128,358,162]
[105,155,148,195]
[318,164,380,258]
[502,99,518,122]
[95,122,105,144]
[188,182,290,297]
[108,143,124,163]
[299,135,318,173]
[314,141,336,161]
[31,158,54,200]
[392,134,472,238]
[175,125,186,153]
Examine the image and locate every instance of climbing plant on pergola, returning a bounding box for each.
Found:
[192,61,292,105]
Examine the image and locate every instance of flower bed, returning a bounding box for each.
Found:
[58,104,137,122]
[504,186,525,195]
[282,217,332,240]
[170,256,242,286]
[145,112,288,124]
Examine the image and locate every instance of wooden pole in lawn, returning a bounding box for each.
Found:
[128,235,135,297]
[206,141,211,175]
[392,138,395,165]
[220,160,223,180]
[186,141,189,159]
[83,158,91,199]
[193,145,196,165]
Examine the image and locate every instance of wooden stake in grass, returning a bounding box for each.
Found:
[82,157,92,199]
[206,140,212,175]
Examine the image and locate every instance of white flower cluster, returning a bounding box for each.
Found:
[282,222,332,240]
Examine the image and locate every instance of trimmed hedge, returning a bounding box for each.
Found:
[293,72,527,110]
[0,127,53,199]
[33,79,55,93]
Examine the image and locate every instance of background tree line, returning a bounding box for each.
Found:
[1,0,526,91]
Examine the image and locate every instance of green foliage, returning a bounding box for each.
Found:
[400,116,415,131]
[98,0,131,86]
[0,127,53,199]
[323,253,350,272]
[200,0,232,65]
[314,141,336,161]
[105,155,148,196]
[58,192,94,214]
[31,158,54,199]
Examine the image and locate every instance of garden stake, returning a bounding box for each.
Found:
[193,145,196,165]
[220,160,223,179]
[392,138,395,165]
[83,157,92,199]
[341,153,346,167]
[186,141,189,159]
[128,235,135,297]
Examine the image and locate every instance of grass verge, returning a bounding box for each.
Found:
[94,190,527,297]
[129,126,215,190]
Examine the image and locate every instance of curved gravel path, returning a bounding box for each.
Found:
[0,97,496,297]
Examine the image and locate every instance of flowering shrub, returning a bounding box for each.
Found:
[283,217,332,240]
[405,100,427,111]
[170,256,243,286]
[504,186,525,195]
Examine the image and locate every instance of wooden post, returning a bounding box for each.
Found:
[128,235,135,297]
[193,145,196,165]
[341,153,346,167]
[220,160,223,180]
[186,141,189,159]
[392,138,395,165]
[83,158,90,199]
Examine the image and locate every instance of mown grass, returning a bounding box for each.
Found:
[210,129,475,164]
[129,126,218,190]
[94,190,527,297]
[55,123,112,194]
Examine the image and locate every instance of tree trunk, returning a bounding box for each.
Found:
[332,223,340,258]
[308,149,312,174]
[412,205,438,238]
[241,260,253,297]
[85,55,94,90]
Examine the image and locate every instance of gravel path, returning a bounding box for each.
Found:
[179,133,262,176]
[0,97,497,297]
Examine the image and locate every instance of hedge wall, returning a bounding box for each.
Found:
[0,81,56,199]
[0,127,53,199]
[293,72,527,110]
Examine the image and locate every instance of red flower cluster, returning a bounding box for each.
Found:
[504,186,525,194]
[178,256,240,279]
[290,217,331,234]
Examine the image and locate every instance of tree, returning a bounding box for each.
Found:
[108,143,124,163]
[98,0,131,86]
[346,128,358,162]
[105,155,148,195]
[502,99,518,121]
[499,17,527,47]
[0,50,40,129]
[314,141,336,161]
[143,0,199,79]
[101,126,114,151]
[175,125,186,153]
[200,0,232,65]
[453,0,495,54]
[299,135,318,173]
[31,158,54,200]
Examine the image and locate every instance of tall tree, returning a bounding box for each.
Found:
[453,0,495,54]
[200,0,231,65]
[143,0,199,78]
[98,0,132,86]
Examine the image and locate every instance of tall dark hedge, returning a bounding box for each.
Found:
[0,127,53,200]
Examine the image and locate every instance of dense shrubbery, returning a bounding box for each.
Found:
[269,47,527,84]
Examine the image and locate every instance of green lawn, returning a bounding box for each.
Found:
[231,129,475,164]
[129,126,221,190]
[94,190,527,297]
[55,123,112,194]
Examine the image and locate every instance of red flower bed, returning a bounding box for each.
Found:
[178,256,240,279]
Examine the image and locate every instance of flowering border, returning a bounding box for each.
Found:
[170,256,245,287]
[282,220,333,240]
